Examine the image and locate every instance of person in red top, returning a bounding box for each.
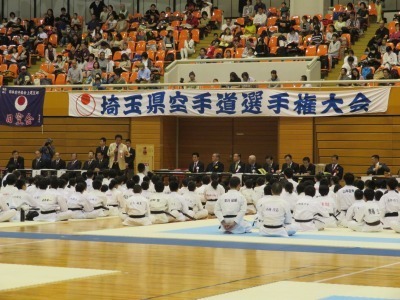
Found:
[389,23,400,46]
[206,40,219,58]
[186,11,199,28]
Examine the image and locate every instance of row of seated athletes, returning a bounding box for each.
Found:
[0,167,399,236]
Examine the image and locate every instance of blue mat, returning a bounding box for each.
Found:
[164,226,400,244]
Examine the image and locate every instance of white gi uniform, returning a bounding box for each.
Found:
[86,190,109,217]
[141,190,152,200]
[149,192,169,224]
[348,201,383,232]
[85,179,94,192]
[293,195,329,231]
[123,194,151,226]
[167,192,188,222]
[335,185,357,226]
[138,173,145,184]
[240,188,257,214]
[204,185,225,215]
[105,188,124,216]
[344,200,365,228]
[215,189,252,234]
[281,192,299,214]
[315,195,338,228]
[288,178,299,191]
[258,195,297,237]
[391,217,400,233]
[195,185,207,206]
[379,190,400,228]
[9,189,39,221]
[184,191,208,220]
[0,198,17,222]
[254,184,266,201]
[253,195,273,228]
[67,192,98,219]
[34,188,72,221]
[178,187,188,195]
[0,185,18,204]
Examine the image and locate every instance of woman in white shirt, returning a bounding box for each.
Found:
[343,49,358,66]
[242,0,254,18]
[180,33,195,60]
[220,27,234,48]
[45,44,57,63]
[286,27,299,48]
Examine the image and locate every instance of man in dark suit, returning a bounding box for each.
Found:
[205,153,224,172]
[96,152,109,171]
[299,157,316,175]
[367,154,390,175]
[281,154,300,173]
[32,150,46,169]
[229,153,246,173]
[244,155,262,174]
[125,139,136,177]
[83,151,99,171]
[51,152,66,170]
[95,137,109,160]
[189,152,205,173]
[324,154,344,179]
[6,150,25,171]
[67,153,82,170]
[262,156,279,174]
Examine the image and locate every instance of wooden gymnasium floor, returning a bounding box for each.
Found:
[0,217,400,300]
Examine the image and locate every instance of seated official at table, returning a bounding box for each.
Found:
[263,156,279,174]
[244,155,262,174]
[229,153,246,173]
[6,150,24,171]
[206,153,224,172]
[96,152,109,171]
[67,153,82,170]
[366,154,390,175]
[299,157,315,175]
[32,150,47,170]
[189,152,205,173]
[324,154,344,179]
[280,154,300,173]
[51,152,66,170]
[82,151,99,171]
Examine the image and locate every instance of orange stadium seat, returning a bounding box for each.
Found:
[214,48,223,58]
[305,45,317,56]
[317,44,328,56]
[269,36,278,47]
[0,75,3,85]
[234,48,244,58]
[236,18,245,26]
[267,17,278,27]
[113,51,122,61]
[121,72,130,83]
[159,30,168,37]
[341,33,351,49]
[269,26,278,33]
[36,44,45,57]
[154,61,164,75]
[191,29,200,43]
[0,64,8,73]
[46,74,55,84]
[257,26,268,35]
[127,41,136,52]
[40,63,49,73]
[55,74,67,85]
[166,50,176,61]
[156,50,165,61]
[291,16,300,25]
[147,50,155,61]
[128,31,137,41]
[7,64,18,78]
[136,41,146,52]
[171,20,181,27]
[211,9,223,23]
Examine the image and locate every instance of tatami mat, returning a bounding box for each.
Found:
[0,263,118,292]
[200,281,400,300]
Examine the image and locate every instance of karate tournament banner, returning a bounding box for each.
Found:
[69,88,390,118]
[0,86,45,126]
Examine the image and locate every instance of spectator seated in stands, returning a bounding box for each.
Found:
[145,14,158,30]
[255,30,269,57]
[224,49,233,59]
[197,47,207,59]
[156,11,169,31]
[115,13,128,33]
[110,33,123,55]
[343,12,360,44]
[378,38,387,55]
[16,66,32,85]
[300,75,312,87]
[242,0,254,18]
[328,33,341,68]
[184,11,199,29]
[221,19,237,34]
[389,23,400,46]
[109,71,126,89]
[35,26,48,48]
[136,63,151,83]
[280,2,290,16]
[71,13,82,29]
[311,15,324,32]
[379,68,394,86]
[338,67,350,86]
[241,72,256,88]
[286,27,300,54]
[334,14,346,35]
[254,0,266,13]
[310,27,323,45]
[325,24,335,44]
[300,15,311,36]
[162,30,175,51]
[278,14,292,34]
[220,27,234,49]
[269,70,281,88]
[97,51,113,73]
[364,46,381,70]
[86,14,100,34]
[185,71,198,89]
[350,68,365,86]
[206,40,219,58]
[67,59,83,85]
[229,72,242,88]
[145,3,160,21]
[357,1,369,32]
[381,46,397,70]
[242,18,256,39]
[242,41,255,58]
[180,33,196,60]
[367,20,388,49]
[253,7,267,27]
[104,12,117,33]
[341,55,356,76]
[198,11,210,39]
[45,44,57,64]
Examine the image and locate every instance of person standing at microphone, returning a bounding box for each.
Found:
[107,134,130,173]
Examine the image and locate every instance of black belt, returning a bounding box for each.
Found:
[295,219,313,223]
[263,224,283,229]
[41,210,57,214]
[385,212,399,217]
[188,207,193,211]
[223,215,237,218]
[329,213,334,216]
[178,210,196,220]
[69,207,82,211]
[94,205,109,210]
[129,214,146,218]
[366,220,381,226]
[151,211,165,214]
[108,204,119,207]
[341,210,347,213]
[207,199,218,202]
